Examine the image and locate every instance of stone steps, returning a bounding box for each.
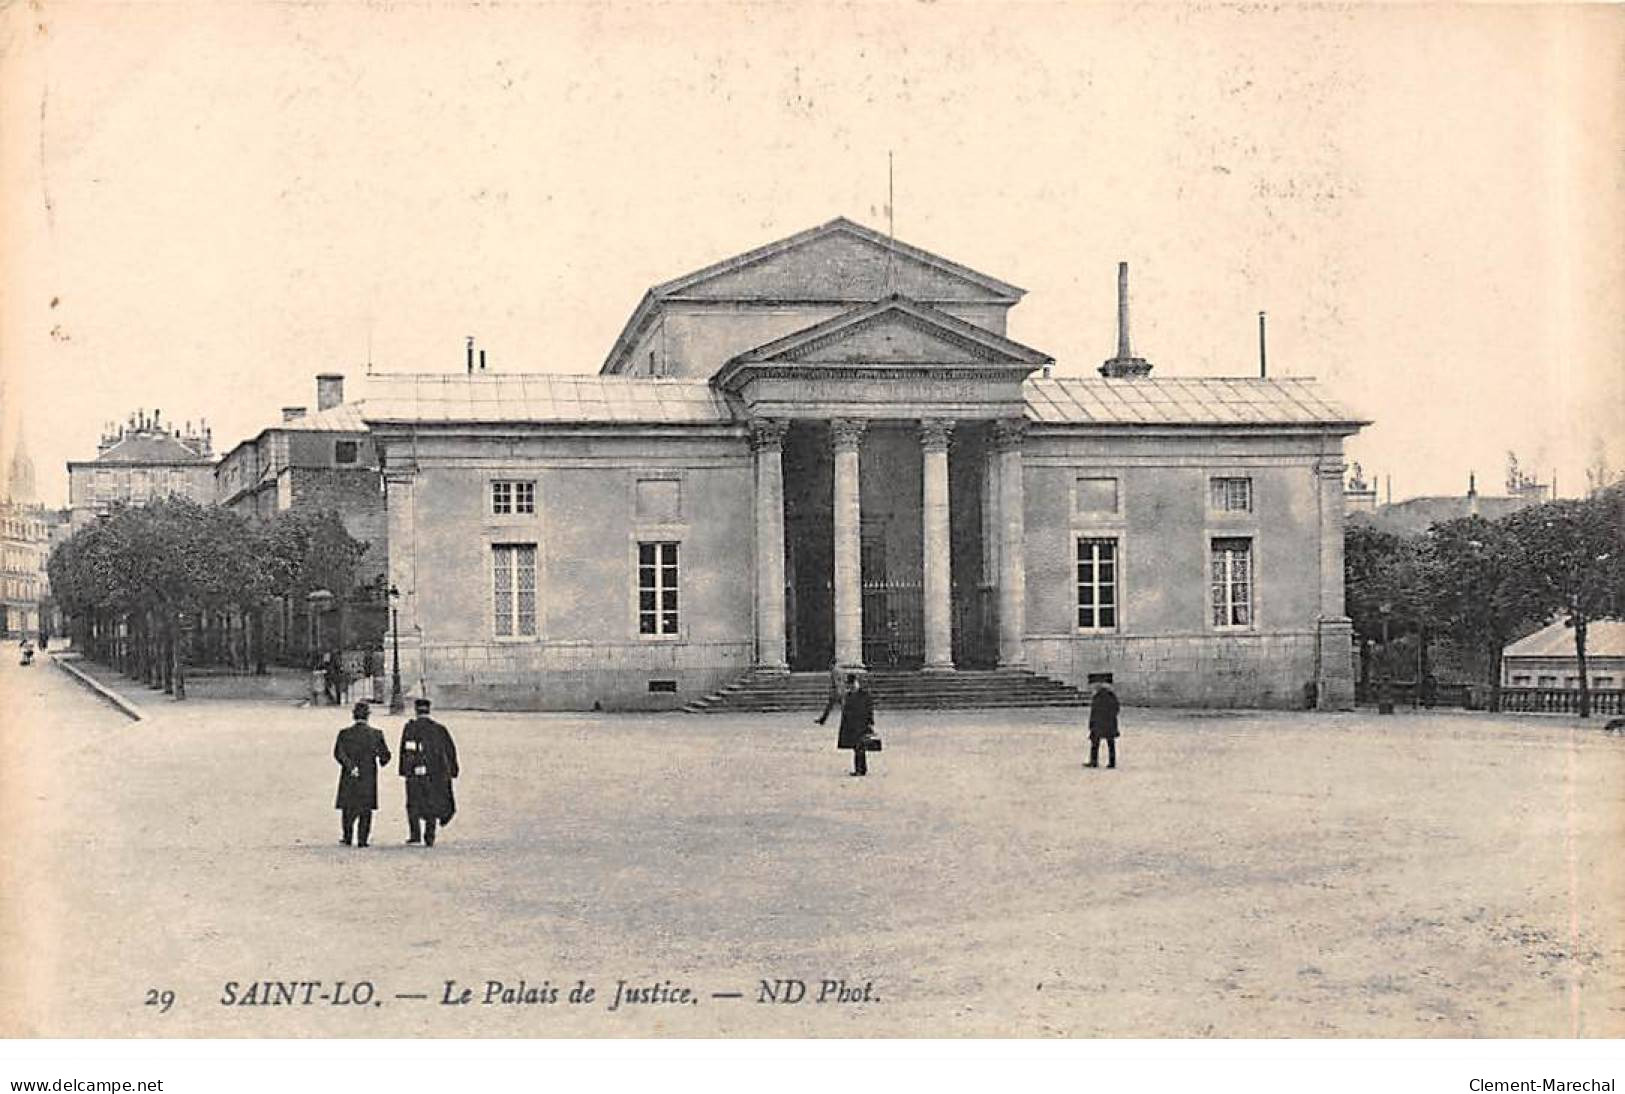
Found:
[684,669,1091,713]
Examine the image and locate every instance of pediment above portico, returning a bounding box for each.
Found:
[720,296,1052,374]
[714,296,1052,420]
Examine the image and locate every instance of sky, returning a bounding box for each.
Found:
[2,2,1621,508]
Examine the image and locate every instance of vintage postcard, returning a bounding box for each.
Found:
[1,0,1621,1058]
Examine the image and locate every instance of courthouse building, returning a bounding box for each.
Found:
[367,218,1366,711]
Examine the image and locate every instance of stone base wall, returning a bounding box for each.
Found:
[1026,632,1325,710]
[405,639,751,711]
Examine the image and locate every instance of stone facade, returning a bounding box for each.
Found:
[67,411,215,531]
[370,218,1366,712]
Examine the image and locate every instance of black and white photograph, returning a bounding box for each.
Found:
[0,0,1620,1087]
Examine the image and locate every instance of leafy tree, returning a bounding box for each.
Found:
[1421,515,1545,712]
[1509,485,1625,717]
[44,498,357,699]
[1345,523,1426,690]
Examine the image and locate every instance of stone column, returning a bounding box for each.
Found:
[1315,455,1355,710]
[830,418,867,671]
[920,419,955,672]
[384,464,424,693]
[994,419,1028,668]
[750,418,790,672]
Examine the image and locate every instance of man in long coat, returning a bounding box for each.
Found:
[1086,681,1120,769]
[399,698,459,847]
[836,673,875,777]
[334,702,391,847]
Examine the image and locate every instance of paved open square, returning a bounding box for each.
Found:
[3,655,1622,1038]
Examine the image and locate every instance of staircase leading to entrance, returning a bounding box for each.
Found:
[683,668,1091,713]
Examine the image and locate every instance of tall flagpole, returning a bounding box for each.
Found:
[885,150,896,294]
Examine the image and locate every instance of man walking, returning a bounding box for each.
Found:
[837,673,876,777]
[333,702,391,847]
[814,659,844,725]
[1086,680,1120,769]
[399,698,459,847]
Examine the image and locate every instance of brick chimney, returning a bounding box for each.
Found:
[282,406,307,422]
[1099,261,1153,378]
[316,373,344,411]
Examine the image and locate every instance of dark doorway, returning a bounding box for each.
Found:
[783,422,834,670]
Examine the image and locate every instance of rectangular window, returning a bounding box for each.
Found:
[1210,537,1253,627]
[1512,675,1531,686]
[1596,677,1616,689]
[1210,476,1253,513]
[1075,477,1119,514]
[1076,537,1118,630]
[638,541,679,636]
[334,440,359,465]
[1537,675,1557,687]
[491,480,536,516]
[492,543,538,637]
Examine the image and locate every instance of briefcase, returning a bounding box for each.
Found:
[861,734,883,752]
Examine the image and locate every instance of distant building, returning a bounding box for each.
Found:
[1502,620,1625,691]
[215,374,386,663]
[0,424,54,639]
[66,410,215,531]
[369,217,1367,711]
[1350,473,1543,536]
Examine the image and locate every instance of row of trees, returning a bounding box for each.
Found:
[48,498,368,700]
[1346,483,1625,716]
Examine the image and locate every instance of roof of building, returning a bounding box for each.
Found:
[362,374,741,426]
[603,217,1026,374]
[358,371,1362,429]
[1504,619,1625,660]
[76,433,212,465]
[275,402,370,433]
[1023,377,1365,428]
[1349,494,1538,535]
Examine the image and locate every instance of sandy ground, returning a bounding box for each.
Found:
[2,653,1622,1039]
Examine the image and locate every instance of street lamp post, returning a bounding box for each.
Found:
[1378,602,1394,715]
[388,584,403,714]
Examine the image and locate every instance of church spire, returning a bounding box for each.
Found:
[7,420,37,505]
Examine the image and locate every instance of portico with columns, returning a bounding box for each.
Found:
[717,293,1053,677]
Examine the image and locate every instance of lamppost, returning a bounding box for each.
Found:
[387,583,403,714]
[1378,602,1394,715]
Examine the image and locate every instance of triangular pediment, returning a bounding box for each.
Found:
[721,296,1052,378]
[656,218,1023,305]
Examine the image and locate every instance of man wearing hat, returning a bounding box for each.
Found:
[333,702,391,848]
[398,698,460,847]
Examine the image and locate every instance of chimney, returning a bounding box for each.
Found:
[466,336,475,376]
[479,349,487,372]
[1258,312,1267,378]
[1099,261,1153,378]
[316,373,344,411]
[1468,471,1479,517]
[282,406,307,422]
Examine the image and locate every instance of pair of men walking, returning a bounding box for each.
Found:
[332,697,460,848]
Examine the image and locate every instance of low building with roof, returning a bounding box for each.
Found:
[1501,620,1625,692]
[67,410,216,531]
[367,217,1368,711]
